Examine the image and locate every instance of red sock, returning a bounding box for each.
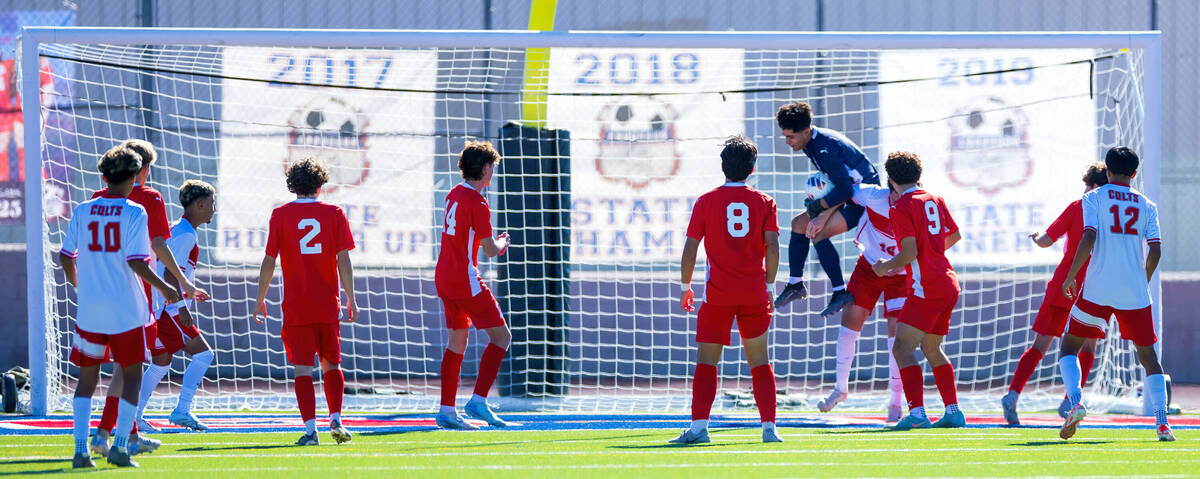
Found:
[1078,350,1095,388]
[473,344,507,398]
[751,364,776,423]
[99,396,119,433]
[1008,348,1044,394]
[691,364,718,420]
[295,375,316,422]
[322,369,344,415]
[900,365,925,410]
[440,349,464,407]
[932,363,958,407]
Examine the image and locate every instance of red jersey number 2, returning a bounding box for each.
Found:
[298,218,322,254]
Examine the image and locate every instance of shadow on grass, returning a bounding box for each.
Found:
[177,444,296,452]
[818,428,903,435]
[359,428,438,437]
[1012,440,1114,447]
[608,442,738,450]
[0,458,103,476]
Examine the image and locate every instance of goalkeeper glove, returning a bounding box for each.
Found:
[804,198,827,218]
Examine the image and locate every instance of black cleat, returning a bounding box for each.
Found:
[295,431,319,446]
[821,290,856,318]
[105,447,138,468]
[774,282,808,309]
[72,453,95,468]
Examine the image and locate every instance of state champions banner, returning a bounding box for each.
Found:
[547,48,745,264]
[217,47,437,267]
[878,50,1099,266]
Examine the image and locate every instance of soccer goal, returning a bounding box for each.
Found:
[20,28,1161,416]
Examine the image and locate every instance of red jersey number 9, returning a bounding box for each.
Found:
[298,218,322,255]
[924,200,941,235]
[726,202,750,238]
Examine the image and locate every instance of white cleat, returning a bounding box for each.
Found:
[762,426,783,443]
[1158,424,1176,442]
[136,416,161,434]
[435,411,480,430]
[1059,403,1087,440]
[817,390,847,412]
[131,434,161,455]
[330,420,352,444]
[89,429,110,457]
[668,428,711,444]
[169,409,209,432]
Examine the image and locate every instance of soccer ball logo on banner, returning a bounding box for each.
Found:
[946,96,1033,196]
[286,96,370,194]
[594,99,681,190]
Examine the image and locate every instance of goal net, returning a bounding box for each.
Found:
[23,29,1157,415]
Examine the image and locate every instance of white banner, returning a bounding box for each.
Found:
[217,47,437,267]
[547,48,745,264]
[878,50,1099,266]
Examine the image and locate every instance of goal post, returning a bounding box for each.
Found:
[20,28,1161,416]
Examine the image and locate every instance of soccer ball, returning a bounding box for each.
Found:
[805,172,833,200]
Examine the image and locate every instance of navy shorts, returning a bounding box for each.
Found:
[839,201,866,227]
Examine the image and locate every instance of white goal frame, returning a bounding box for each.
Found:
[20,28,1162,416]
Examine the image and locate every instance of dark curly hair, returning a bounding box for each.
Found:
[458,140,500,181]
[1082,162,1108,188]
[179,179,216,208]
[121,139,157,167]
[1104,146,1139,177]
[720,135,757,182]
[885,151,922,185]
[776,101,813,132]
[286,157,329,196]
[97,145,143,185]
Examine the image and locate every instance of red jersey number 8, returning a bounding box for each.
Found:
[726,202,750,238]
[924,200,941,235]
[298,218,322,254]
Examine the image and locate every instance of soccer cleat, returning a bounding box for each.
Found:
[1058,396,1072,419]
[668,428,711,444]
[72,453,96,469]
[773,282,808,309]
[762,427,783,443]
[890,414,932,431]
[105,447,139,468]
[464,400,509,427]
[886,402,903,423]
[169,409,209,432]
[1001,392,1020,426]
[136,416,161,434]
[817,390,848,412]
[131,434,161,455]
[820,290,856,318]
[1059,403,1087,440]
[435,411,480,430]
[294,431,319,446]
[932,409,966,428]
[89,429,110,457]
[330,420,352,444]
[1157,424,1176,442]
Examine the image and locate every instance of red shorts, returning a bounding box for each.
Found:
[441,285,506,330]
[696,301,772,345]
[897,292,958,336]
[1067,298,1156,346]
[69,326,149,368]
[1031,300,1072,337]
[282,322,342,366]
[847,256,908,318]
[150,310,202,357]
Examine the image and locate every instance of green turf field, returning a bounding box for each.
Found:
[0,427,1194,478]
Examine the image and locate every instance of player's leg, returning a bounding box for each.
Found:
[436,325,477,430]
[891,323,931,430]
[464,289,511,426]
[886,316,903,422]
[735,303,780,442]
[312,322,349,443]
[1057,332,1090,439]
[1115,306,1173,440]
[921,334,964,428]
[1002,333,1054,425]
[169,335,213,431]
[811,205,855,318]
[671,302,733,444]
[135,353,172,433]
[821,303,870,412]
[108,361,143,466]
[95,367,123,447]
[72,365,100,468]
[282,324,320,444]
[776,213,812,308]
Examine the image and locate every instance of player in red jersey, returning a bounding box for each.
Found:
[89,140,209,457]
[1000,164,1107,425]
[254,157,358,446]
[671,136,782,444]
[871,152,964,431]
[61,145,180,468]
[434,141,512,430]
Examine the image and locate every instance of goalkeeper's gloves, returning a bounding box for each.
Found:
[804,198,828,218]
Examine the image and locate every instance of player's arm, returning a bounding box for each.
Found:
[1145,242,1161,283]
[805,201,843,238]
[680,237,700,313]
[337,249,358,323]
[1031,203,1075,248]
[253,255,276,324]
[1028,231,1055,248]
[1061,229,1095,300]
[153,237,209,302]
[59,253,77,287]
[764,231,780,312]
[815,151,855,210]
[128,260,181,305]
[945,230,961,250]
[480,232,510,257]
[873,236,917,277]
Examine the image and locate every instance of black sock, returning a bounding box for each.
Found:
[814,238,845,290]
[789,232,810,282]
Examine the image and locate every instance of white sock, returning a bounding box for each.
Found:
[1059,355,1083,406]
[113,399,136,451]
[469,393,486,404]
[73,396,91,455]
[138,363,170,420]
[689,419,709,433]
[1146,374,1168,426]
[788,277,803,284]
[762,421,776,432]
[440,405,457,416]
[304,418,316,434]
[887,337,902,404]
[330,411,341,424]
[178,350,213,413]
[910,406,926,420]
[834,326,860,393]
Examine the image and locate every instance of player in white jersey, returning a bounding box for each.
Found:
[136,180,217,433]
[60,146,180,468]
[1058,146,1172,441]
[812,183,908,421]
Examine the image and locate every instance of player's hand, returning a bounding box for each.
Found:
[1062,279,1077,300]
[182,280,210,302]
[806,216,827,239]
[872,259,891,277]
[680,287,695,313]
[254,299,268,325]
[177,308,194,329]
[496,232,510,256]
[162,288,182,305]
[766,286,774,314]
[345,301,358,323]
